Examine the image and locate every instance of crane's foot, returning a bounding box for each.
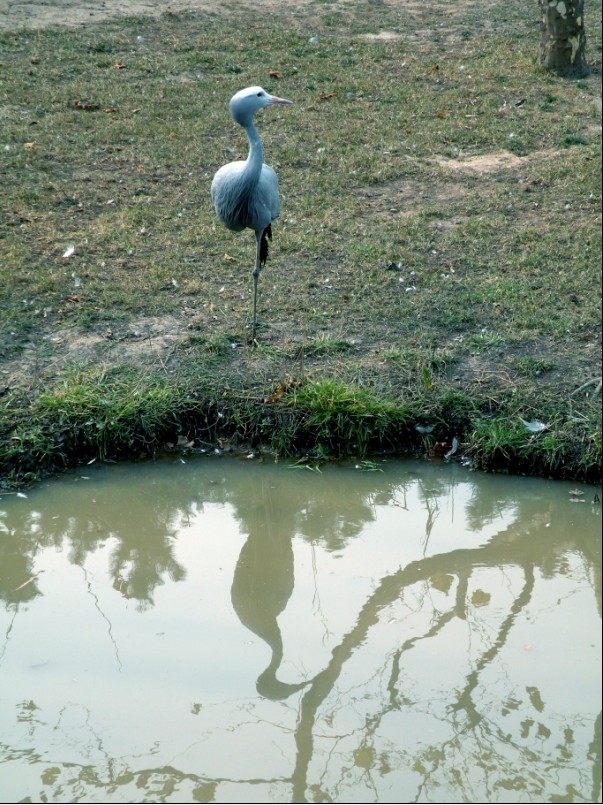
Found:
[245,318,269,346]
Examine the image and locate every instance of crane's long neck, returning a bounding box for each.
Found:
[243,120,263,182]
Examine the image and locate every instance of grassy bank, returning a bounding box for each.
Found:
[0,0,601,485]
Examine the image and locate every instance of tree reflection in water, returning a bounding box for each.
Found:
[0,457,600,803]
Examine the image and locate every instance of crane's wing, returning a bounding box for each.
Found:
[211,161,248,232]
[257,164,280,223]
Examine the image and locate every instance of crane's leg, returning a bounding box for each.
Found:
[251,234,262,344]
[251,227,270,345]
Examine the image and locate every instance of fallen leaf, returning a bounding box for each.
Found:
[318,91,336,100]
[430,441,452,457]
[437,111,448,119]
[264,372,300,403]
[223,253,237,262]
[23,141,36,148]
[265,387,285,404]
[72,99,100,111]
[268,70,283,79]
[113,61,126,69]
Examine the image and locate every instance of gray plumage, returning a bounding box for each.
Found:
[211,86,292,342]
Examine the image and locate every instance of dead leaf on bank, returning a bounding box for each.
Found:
[268,69,283,79]
[23,141,36,148]
[265,372,300,403]
[437,111,448,119]
[430,440,453,458]
[318,92,336,100]
[113,61,126,69]
[223,253,237,262]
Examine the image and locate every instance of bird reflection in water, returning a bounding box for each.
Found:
[231,525,308,700]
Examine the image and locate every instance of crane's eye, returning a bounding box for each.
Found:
[257,92,262,96]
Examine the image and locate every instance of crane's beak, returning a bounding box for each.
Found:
[267,94,293,105]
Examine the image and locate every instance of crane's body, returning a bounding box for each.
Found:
[211,86,292,342]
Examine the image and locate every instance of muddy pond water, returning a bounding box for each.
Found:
[0,456,600,804]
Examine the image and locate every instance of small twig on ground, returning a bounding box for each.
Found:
[571,377,602,397]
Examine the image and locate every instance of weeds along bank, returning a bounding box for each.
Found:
[2,364,601,486]
[0,2,601,485]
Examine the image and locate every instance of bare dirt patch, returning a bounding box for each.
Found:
[433,151,527,174]
[1,316,186,391]
[361,31,405,41]
[0,0,316,30]
[357,177,470,220]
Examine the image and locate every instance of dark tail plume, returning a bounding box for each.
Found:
[260,224,272,267]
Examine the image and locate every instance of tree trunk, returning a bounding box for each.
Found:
[539,0,588,78]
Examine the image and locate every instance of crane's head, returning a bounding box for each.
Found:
[229,86,292,126]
